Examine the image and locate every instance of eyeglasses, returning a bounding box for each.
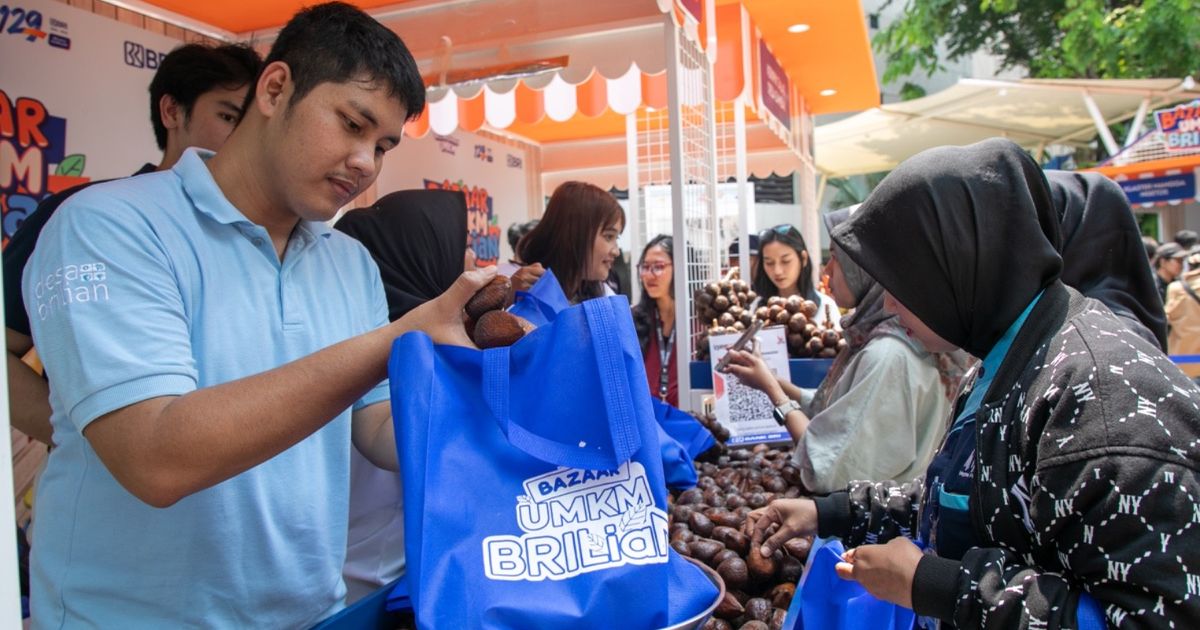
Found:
[759,224,800,240]
[637,262,673,277]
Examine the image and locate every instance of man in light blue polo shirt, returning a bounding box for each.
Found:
[22,3,493,627]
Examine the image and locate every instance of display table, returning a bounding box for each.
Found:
[689,358,834,390]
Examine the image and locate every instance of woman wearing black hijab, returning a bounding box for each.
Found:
[334,188,468,603]
[748,139,1200,628]
[1047,170,1168,350]
[334,189,469,323]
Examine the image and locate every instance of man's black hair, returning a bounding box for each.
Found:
[148,43,262,150]
[246,2,425,121]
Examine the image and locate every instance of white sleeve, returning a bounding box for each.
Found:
[794,337,942,493]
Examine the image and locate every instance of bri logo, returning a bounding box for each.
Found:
[123,40,169,70]
[482,461,669,581]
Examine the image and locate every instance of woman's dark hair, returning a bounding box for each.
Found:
[243,2,425,121]
[517,181,625,302]
[149,43,262,150]
[632,235,673,352]
[753,224,815,300]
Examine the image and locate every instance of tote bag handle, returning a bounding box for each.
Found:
[510,290,565,322]
[483,297,642,470]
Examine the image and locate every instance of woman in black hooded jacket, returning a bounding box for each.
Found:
[1047,169,1167,351]
[747,139,1200,629]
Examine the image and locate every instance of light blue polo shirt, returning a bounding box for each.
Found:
[24,148,390,628]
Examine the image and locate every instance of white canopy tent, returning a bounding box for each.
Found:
[813,77,1200,180]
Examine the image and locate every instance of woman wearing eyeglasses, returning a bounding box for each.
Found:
[755,224,839,326]
[632,235,678,405]
[517,181,624,303]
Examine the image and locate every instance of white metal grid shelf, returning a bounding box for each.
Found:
[672,28,718,361]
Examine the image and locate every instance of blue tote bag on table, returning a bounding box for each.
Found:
[388,295,717,629]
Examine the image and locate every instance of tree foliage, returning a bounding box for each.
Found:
[875,0,1200,84]
[826,172,888,210]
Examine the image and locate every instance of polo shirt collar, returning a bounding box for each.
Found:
[175,148,255,227]
[298,219,333,240]
[175,148,334,242]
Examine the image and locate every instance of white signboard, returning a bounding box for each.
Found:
[1,0,181,244]
[709,325,790,445]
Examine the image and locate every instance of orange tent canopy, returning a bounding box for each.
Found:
[135,0,878,145]
[129,0,413,35]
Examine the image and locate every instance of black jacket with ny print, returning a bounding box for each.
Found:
[815,284,1200,629]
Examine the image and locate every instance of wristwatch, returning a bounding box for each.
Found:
[772,399,801,426]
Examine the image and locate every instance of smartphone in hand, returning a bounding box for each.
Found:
[714,318,764,372]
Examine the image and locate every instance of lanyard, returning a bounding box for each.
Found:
[657,316,675,400]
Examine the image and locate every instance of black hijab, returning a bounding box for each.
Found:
[334,189,468,321]
[1046,170,1168,350]
[830,138,1062,358]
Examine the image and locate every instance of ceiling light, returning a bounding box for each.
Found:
[819,89,837,97]
[787,23,810,34]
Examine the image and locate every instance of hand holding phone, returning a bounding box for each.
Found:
[715,318,764,372]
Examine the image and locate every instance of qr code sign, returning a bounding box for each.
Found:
[708,329,790,443]
[727,377,774,427]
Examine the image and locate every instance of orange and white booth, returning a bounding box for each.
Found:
[0,2,878,618]
[1086,99,1200,237]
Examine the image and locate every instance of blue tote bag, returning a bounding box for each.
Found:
[506,268,571,328]
[388,295,717,629]
[651,398,716,462]
[509,271,701,491]
[785,538,915,630]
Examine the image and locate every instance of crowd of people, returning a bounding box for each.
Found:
[3,2,1198,628]
[742,140,1199,628]
[633,144,1199,627]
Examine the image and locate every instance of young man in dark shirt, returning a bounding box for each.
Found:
[3,42,261,445]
